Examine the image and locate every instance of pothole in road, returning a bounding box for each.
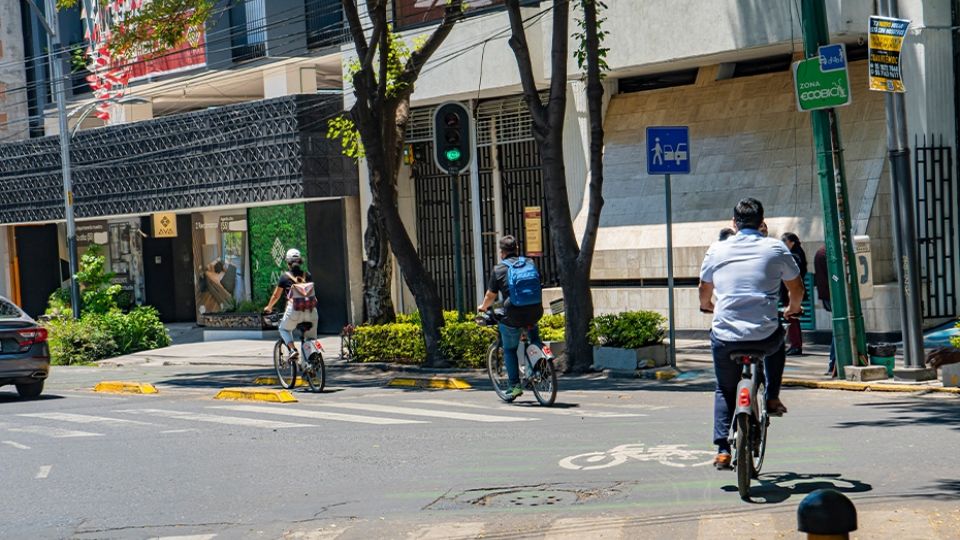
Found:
[424,482,632,511]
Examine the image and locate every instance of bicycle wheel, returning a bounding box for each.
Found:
[273,340,297,389]
[734,414,752,500]
[487,342,511,402]
[752,383,768,477]
[303,353,326,393]
[531,358,558,407]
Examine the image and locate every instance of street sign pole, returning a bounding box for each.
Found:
[664,173,677,369]
[647,126,689,370]
[874,1,929,376]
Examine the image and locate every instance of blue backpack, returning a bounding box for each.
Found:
[505,257,542,307]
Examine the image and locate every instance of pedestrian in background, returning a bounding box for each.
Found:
[814,246,836,375]
[780,232,807,356]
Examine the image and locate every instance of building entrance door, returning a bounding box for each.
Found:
[143,237,177,322]
[14,225,61,318]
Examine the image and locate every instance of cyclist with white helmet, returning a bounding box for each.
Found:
[264,248,318,366]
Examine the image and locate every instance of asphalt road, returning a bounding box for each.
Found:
[1,361,959,539]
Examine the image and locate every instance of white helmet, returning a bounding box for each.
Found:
[285,248,302,264]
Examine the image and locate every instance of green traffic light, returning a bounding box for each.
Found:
[445,148,462,161]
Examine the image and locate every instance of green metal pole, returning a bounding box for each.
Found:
[800,0,858,377]
[827,111,869,363]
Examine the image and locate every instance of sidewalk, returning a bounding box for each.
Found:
[97,333,957,393]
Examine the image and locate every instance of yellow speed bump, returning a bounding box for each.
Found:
[93,381,158,394]
[214,387,298,403]
[387,377,471,390]
[783,378,960,394]
[253,376,305,387]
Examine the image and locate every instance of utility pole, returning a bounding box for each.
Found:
[876,0,934,379]
[36,0,82,318]
[799,0,867,377]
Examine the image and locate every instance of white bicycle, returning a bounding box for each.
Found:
[559,443,715,470]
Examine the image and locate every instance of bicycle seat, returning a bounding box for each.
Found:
[296,322,314,332]
[729,350,765,364]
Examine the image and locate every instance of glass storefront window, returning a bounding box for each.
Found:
[191,212,251,316]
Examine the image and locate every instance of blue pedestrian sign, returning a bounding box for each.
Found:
[647,126,690,175]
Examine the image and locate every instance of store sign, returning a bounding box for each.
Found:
[77,221,109,247]
[524,206,543,257]
[868,15,910,93]
[793,44,851,111]
[153,213,177,238]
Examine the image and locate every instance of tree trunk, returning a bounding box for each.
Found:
[561,268,594,371]
[362,204,396,324]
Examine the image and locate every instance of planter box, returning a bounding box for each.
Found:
[593,344,668,373]
[199,312,265,329]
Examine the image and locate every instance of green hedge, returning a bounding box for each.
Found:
[45,306,171,366]
[540,313,565,342]
[589,310,666,349]
[952,320,960,350]
[352,311,496,368]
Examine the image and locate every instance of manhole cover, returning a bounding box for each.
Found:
[425,482,632,511]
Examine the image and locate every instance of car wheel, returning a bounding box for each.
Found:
[16,381,44,399]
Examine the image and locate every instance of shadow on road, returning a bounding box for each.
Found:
[899,479,960,501]
[832,398,960,432]
[722,472,873,504]
[0,392,65,404]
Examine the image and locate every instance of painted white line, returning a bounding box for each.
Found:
[114,409,313,429]
[19,412,155,426]
[211,405,428,426]
[2,440,31,450]
[408,399,647,418]
[544,517,627,540]
[317,402,536,423]
[408,522,485,539]
[9,426,103,438]
[35,465,52,479]
[160,429,201,434]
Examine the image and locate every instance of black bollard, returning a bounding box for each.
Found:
[797,489,857,539]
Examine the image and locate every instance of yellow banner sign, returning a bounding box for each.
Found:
[524,206,543,257]
[868,15,910,93]
[153,213,178,238]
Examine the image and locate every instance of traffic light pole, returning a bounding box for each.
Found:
[450,168,466,319]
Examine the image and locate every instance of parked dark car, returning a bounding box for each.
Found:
[0,296,49,398]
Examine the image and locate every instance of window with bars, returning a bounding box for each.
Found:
[231,0,268,62]
[305,0,346,49]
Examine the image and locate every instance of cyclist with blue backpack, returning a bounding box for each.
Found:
[477,235,544,400]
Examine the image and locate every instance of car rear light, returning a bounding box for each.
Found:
[17,328,48,349]
[740,355,752,364]
[738,388,751,407]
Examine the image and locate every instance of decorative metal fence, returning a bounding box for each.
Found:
[914,135,958,320]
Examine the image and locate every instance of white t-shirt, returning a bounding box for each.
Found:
[699,229,801,342]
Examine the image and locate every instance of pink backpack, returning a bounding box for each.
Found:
[286,273,317,311]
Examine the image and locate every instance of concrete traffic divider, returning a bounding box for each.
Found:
[93,381,158,394]
[783,378,960,394]
[213,387,297,403]
[386,377,472,390]
[253,376,305,386]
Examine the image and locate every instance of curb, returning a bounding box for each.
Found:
[213,388,298,403]
[93,381,158,394]
[386,376,472,390]
[783,378,960,394]
[253,376,305,387]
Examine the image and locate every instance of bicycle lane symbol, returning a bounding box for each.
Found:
[559,442,715,471]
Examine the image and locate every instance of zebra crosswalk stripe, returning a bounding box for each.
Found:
[114,409,313,429]
[210,405,428,425]
[8,425,103,438]
[315,402,537,423]
[407,398,647,418]
[19,412,155,426]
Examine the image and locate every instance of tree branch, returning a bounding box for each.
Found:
[546,0,570,130]
[392,0,464,101]
[342,0,369,61]
[504,0,546,128]
[577,0,605,268]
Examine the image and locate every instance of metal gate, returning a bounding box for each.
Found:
[411,139,559,311]
[914,135,958,320]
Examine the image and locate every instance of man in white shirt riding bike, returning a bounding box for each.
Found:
[698,198,804,470]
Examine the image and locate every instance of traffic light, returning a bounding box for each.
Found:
[433,102,471,174]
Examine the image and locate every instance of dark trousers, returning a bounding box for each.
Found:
[786,317,803,351]
[711,326,786,451]
[823,299,836,372]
